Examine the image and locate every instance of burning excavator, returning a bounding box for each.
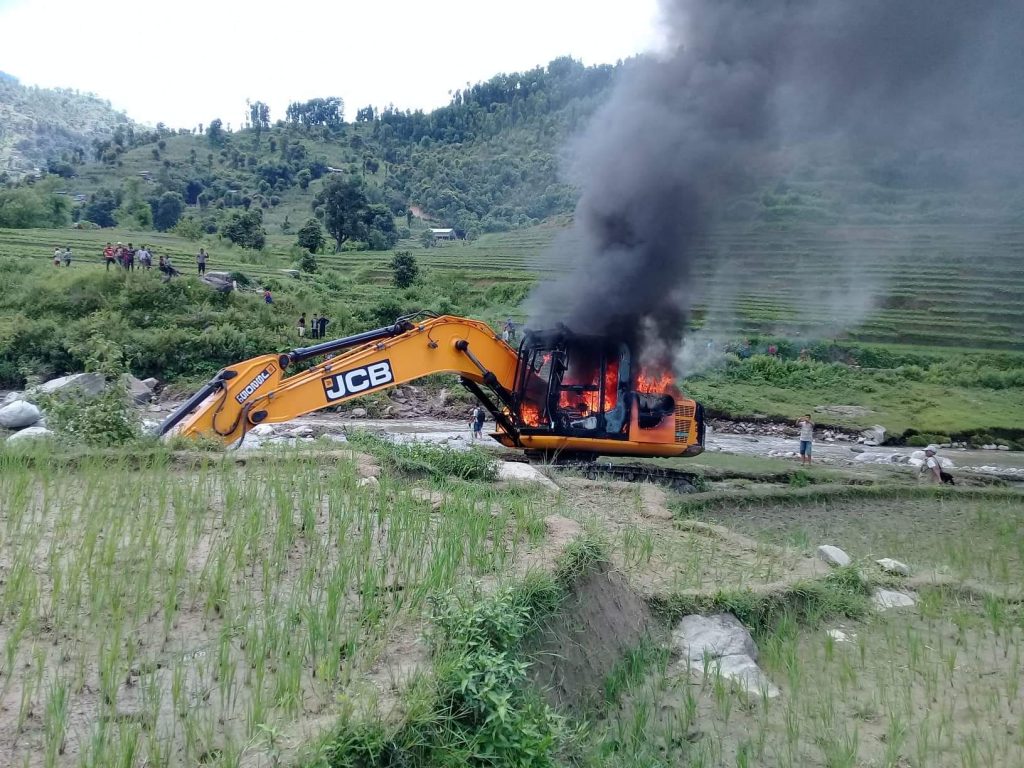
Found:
[160,313,704,461]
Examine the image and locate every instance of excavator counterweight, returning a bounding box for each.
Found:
[160,313,704,460]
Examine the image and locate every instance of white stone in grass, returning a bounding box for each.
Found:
[350,407,368,418]
[37,372,107,397]
[250,424,277,437]
[497,461,559,491]
[872,589,916,610]
[2,391,25,405]
[0,400,42,429]
[357,476,380,489]
[7,426,53,442]
[816,545,851,567]
[672,614,780,698]
[876,558,911,576]
[826,628,854,643]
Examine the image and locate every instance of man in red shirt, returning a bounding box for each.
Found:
[103,243,115,271]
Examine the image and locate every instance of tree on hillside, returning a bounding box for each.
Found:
[82,189,119,227]
[285,97,344,130]
[207,118,225,145]
[222,209,266,250]
[296,218,326,253]
[314,177,371,251]
[153,191,185,231]
[248,100,270,145]
[390,251,418,288]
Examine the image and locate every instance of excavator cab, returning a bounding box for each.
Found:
[501,327,704,459]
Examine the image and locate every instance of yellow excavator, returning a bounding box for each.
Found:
[160,313,705,461]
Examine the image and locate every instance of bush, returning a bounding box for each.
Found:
[298,250,318,273]
[390,251,419,288]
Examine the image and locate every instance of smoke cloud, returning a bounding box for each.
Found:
[528,0,1024,368]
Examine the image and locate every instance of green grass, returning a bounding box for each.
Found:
[689,492,1024,587]
[0,443,550,767]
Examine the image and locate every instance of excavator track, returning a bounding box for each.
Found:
[557,462,701,493]
[517,453,701,492]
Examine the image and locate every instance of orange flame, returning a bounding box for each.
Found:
[520,403,543,426]
[636,369,674,394]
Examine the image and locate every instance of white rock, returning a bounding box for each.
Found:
[141,377,159,390]
[826,628,854,643]
[816,545,851,567]
[322,433,348,443]
[125,375,152,405]
[997,445,1010,451]
[672,614,780,698]
[37,372,106,397]
[7,426,54,442]
[0,400,42,429]
[875,558,910,576]
[357,476,380,489]
[250,424,277,437]
[872,589,916,610]
[497,462,559,491]
[350,407,368,418]
[2,391,25,405]
[289,425,314,438]
[861,425,887,443]
[674,614,757,660]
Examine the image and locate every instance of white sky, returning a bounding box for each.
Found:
[0,0,661,128]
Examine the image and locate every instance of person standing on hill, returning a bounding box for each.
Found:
[298,313,306,338]
[52,246,62,267]
[103,242,115,271]
[125,243,136,272]
[311,314,320,340]
[138,245,152,270]
[796,414,814,465]
[317,314,329,340]
[61,246,72,267]
[263,288,273,304]
[197,248,208,275]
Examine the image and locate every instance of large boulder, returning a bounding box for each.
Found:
[7,425,54,443]
[860,425,887,445]
[497,462,559,491]
[817,545,851,567]
[0,400,42,429]
[672,613,780,698]
[37,372,106,398]
[2,391,25,405]
[125,375,152,405]
[36,372,151,405]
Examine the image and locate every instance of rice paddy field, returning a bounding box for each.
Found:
[3,433,1023,768]
[3,218,1024,350]
[0,447,550,767]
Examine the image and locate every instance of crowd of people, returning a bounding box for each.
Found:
[100,242,200,280]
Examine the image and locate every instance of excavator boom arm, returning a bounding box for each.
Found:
[162,315,519,445]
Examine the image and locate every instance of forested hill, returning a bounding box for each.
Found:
[0,57,620,238]
[0,72,134,176]
[3,55,1022,243]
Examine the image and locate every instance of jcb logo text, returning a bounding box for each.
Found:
[323,360,394,401]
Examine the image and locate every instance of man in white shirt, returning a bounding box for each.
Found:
[921,446,951,484]
[796,414,813,465]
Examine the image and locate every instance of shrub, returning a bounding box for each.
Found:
[390,251,419,288]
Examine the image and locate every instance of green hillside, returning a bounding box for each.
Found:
[0,71,134,176]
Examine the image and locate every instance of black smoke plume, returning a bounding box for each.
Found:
[528,0,1024,367]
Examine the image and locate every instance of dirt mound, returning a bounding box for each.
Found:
[526,564,653,713]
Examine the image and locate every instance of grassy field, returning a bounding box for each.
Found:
[0,444,550,767]
[4,219,1024,439]
[583,488,1024,768]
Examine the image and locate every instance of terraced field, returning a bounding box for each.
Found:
[3,219,1023,350]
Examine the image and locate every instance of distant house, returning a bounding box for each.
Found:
[429,228,457,241]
